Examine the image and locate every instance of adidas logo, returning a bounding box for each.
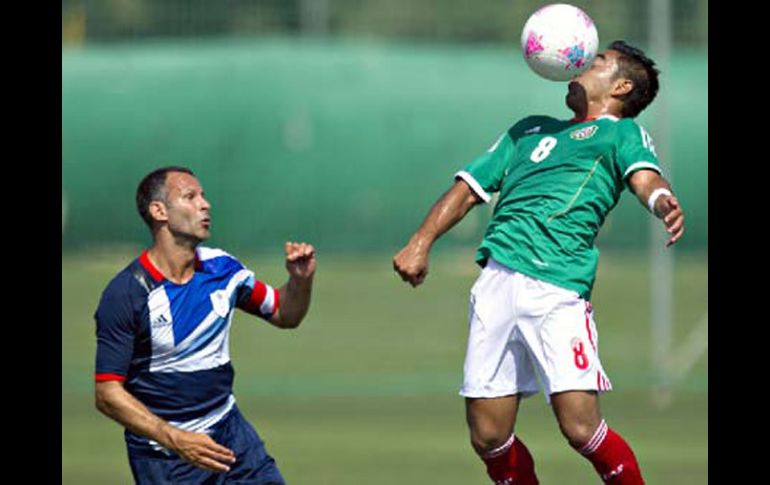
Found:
[151,314,171,327]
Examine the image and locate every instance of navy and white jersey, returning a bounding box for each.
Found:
[94,247,279,451]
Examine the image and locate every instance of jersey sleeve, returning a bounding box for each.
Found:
[616,121,663,184]
[236,273,280,321]
[94,284,136,382]
[454,130,516,203]
[198,248,280,322]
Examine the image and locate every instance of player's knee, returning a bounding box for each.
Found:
[469,425,512,455]
[558,419,598,448]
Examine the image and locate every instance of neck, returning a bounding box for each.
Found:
[572,100,622,122]
[147,232,199,284]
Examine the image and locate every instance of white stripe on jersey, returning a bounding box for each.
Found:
[196,246,234,262]
[260,285,276,316]
[149,269,252,373]
[151,312,232,373]
[148,287,174,357]
[623,161,661,179]
[149,394,236,453]
[487,133,505,153]
[454,170,492,203]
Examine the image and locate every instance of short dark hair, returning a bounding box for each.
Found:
[608,40,660,118]
[136,166,194,228]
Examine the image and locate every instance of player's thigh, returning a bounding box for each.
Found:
[216,407,285,484]
[128,453,171,485]
[128,451,211,485]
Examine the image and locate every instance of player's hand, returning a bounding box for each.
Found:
[655,195,685,247]
[169,429,236,473]
[393,243,429,287]
[285,241,316,280]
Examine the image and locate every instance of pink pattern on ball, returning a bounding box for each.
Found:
[525,32,545,57]
[578,10,594,29]
[560,42,587,68]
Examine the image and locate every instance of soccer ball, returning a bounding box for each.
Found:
[520,3,599,82]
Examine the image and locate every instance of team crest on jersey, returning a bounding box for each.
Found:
[570,125,598,140]
[210,290,231,318]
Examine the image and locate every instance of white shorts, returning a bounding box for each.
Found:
[460,259,612,403]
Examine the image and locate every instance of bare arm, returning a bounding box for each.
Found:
[393,179,482,287]
[627,169,685,247]
[95,381,236,472]
[269,242,316,329]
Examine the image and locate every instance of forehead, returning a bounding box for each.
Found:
[165,171,202,193]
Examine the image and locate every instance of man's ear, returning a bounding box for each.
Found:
[148,200,168,223]
[611,78,633,97]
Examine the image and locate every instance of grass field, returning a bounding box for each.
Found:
[62,248,707,484]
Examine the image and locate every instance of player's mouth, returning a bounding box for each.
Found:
[201,218,211,229]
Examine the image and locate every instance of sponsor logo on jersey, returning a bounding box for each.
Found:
[570,125,598,140]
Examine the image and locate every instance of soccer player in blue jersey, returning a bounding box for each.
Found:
[394,41,684,484]
[94,166,316,484]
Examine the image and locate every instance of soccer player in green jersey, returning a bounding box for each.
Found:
[393,41,684,485]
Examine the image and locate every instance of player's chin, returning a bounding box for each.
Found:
[565,83,586,111]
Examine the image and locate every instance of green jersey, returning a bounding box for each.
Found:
[457,114,661,299]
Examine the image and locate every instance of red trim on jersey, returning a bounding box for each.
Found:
[95,373,126,382]
[597,371,602,391]
[585,302,596,351]
[242,281,268,314]
[273,287,280,315]
[570,116,598,123]
[139,250,165,283]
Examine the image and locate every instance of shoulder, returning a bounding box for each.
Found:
[95,261,146,322]
[508,115,562,140]
[99,262,145,302]
[614,117,648,137]
[612,117,658,152]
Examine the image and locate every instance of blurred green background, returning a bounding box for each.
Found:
[62,1,707,483]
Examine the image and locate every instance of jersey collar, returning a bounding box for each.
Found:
[138,249,203,283]
[139,250,165,283]
[570,114,620,123]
